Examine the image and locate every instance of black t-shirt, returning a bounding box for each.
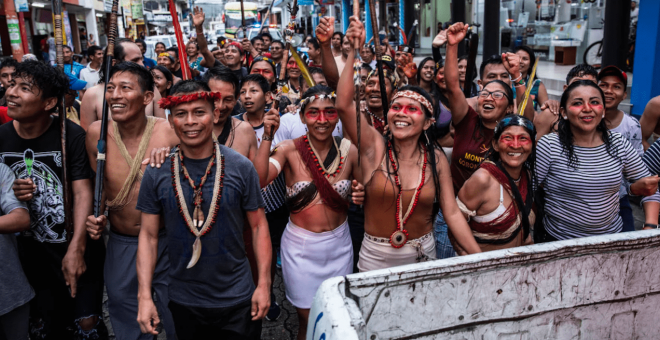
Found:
[0,118,92,243]
[173,67,183,79]
[231,67,248,82]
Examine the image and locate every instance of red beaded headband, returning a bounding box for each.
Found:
[391,90,433,115]
[158,92,223,110]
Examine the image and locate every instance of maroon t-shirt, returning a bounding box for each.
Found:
[450,106,494,193]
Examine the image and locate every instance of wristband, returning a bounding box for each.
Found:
[511,73,523,83]
[262,134,274,142]
[644,223,660,229]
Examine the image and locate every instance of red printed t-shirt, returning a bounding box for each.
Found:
[450,106,494,193]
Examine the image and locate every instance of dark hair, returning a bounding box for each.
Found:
[0,57,19,70]
[151,65,173,96]
[166,47,179,61]
[270,40,285,49]
[361,63,373,73]
[260,32,273,41]
[109,62,155,94]
[482,79,514,106]
[135,38,146,49]
[13,60,69,113]
[332,32,343,42]
[204,66,240,97]
[62,45,72,52]
[565,63,598,85]
[416,57,436,85]
[307,37,320,50]
[87,45,103,56]
[298,67,324,89]
[115,38,137,63]
[479,54,503,80]
[155,42,167,50]
[250,35,264,46]
[512,45,537,80]
[240,74,270,94]
[186,40,199,51]
[211,46,220,52]
[300,85,334,114]
[458,54,477,83]
[558,80,612,167]
[249,56,277,77]
[386,85,444,219]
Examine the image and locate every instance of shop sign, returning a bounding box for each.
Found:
[8,18,22,49]
[14,0,28,12]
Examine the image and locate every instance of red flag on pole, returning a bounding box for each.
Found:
[168,0,192,80]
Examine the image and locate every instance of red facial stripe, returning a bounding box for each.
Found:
[500,135,531,148]
[390,104,423,115]
[305,109,338,121]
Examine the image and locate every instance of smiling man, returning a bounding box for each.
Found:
[136,80,272,339]
[0,58,18,106]
[0,60,106,339]
[79,38,165,130]
[598,65,642,232]
[85,62,179,339]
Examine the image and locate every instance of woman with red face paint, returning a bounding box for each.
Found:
[283,58,302,102]
[536,80,659,242]
[256,85,360,340]
[334,16,480,272]
[455,115,536,253]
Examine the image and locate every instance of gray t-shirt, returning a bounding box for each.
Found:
[137,144,264,308]
[0,163,33,315]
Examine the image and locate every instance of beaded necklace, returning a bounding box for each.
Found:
[303,134,343,178]
[388,142,427,248]
[171,142,225,268]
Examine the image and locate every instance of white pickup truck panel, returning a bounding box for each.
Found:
[308,230,660,340]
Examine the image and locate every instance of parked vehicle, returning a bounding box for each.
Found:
[309,230,660,339]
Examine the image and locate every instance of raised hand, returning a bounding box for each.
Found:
[502,52,522,80]
[346,16,366,48]
[398,53,417,79]
[432,29,448,48]
[263,108,280,138]
[191,6,205,28]
[447,23,468,46]
[316,17,335,44]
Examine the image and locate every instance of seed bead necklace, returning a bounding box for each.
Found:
[171,142,225,268]
[304,134,343,178]
[388,142,427,248]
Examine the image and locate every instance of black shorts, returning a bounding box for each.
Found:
[168,299,262,340]
[18,236,105,337]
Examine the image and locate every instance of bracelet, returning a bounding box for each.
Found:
[644,223,660,228]
[511,73,523,83]
[262,134,274,142]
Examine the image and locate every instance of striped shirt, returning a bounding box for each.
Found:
[536,132,650,240]
[641,139,660,204]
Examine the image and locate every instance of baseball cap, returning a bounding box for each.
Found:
[380,55,396,71]
[598,65,627,89]
[66,73,87,91]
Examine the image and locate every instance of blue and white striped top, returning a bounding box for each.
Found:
[536,132,650,240]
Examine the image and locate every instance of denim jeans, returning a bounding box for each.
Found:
[619,195,636,232]
[434,210,456,259]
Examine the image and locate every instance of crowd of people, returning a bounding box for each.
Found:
[2,7,660,340]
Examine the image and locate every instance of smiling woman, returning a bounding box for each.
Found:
[535,80,658,242]
[456,115,536,253]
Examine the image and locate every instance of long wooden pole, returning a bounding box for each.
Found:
[367,0,388,125]
[169,0,192,79]
[51,0,73,241]
[93,0,119,218]
[353,0,362,165]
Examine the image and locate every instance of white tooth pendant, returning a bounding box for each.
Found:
[187,236,202,269]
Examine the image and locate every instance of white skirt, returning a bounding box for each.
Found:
[357,232,436,272]
[281,218,353,309]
